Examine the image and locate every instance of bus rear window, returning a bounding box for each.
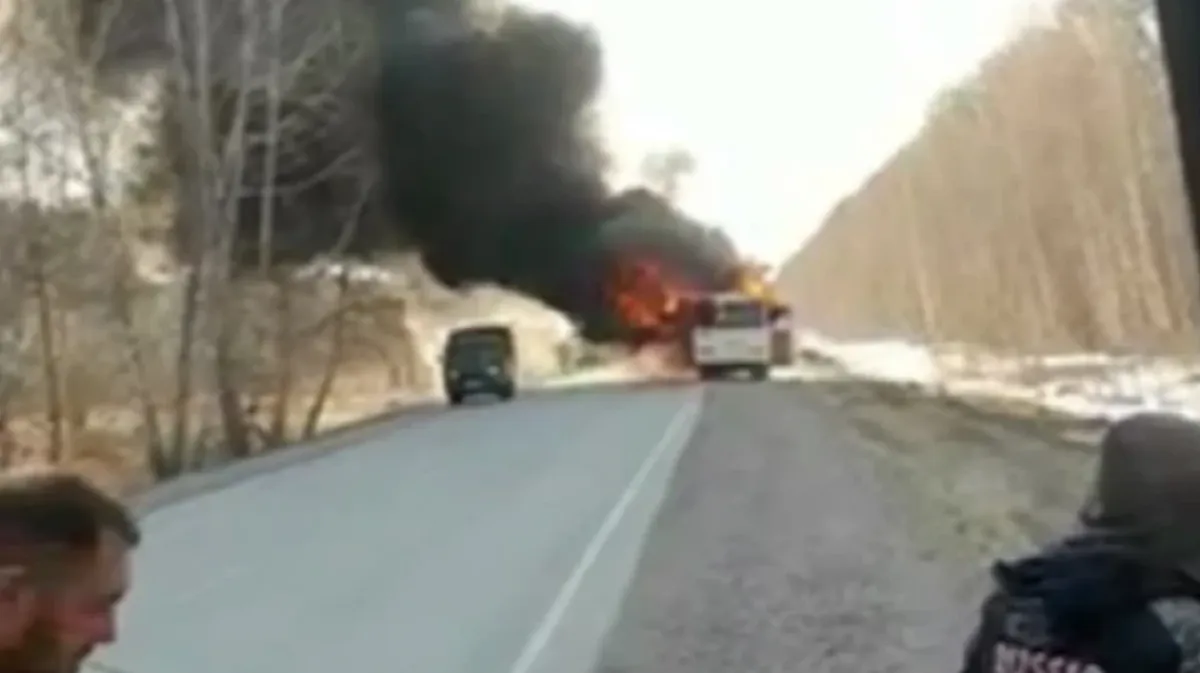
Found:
[696,301,766,327]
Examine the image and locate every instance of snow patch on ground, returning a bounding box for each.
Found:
[796,330,1200,423]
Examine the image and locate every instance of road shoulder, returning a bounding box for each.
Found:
[592,382,970,673]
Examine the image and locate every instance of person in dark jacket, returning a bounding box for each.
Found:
[959,411,1200,673]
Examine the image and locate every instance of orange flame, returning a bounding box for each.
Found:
[604,256,794,374]
[606,257,787,345]
[606,258,696,344]
[733,262,777,303]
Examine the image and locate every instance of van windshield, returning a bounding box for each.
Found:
[445,331,511,363]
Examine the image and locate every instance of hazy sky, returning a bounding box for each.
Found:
[518,0,1049,266]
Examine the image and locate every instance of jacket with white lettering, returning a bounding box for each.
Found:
[958,533,1200,673]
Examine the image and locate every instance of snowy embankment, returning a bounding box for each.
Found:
[796,330,1200,423]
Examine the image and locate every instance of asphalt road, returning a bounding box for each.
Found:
[591,382,973,673]
[96,387,703,673]
[94,379,986,673]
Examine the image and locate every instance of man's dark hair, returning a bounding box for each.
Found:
[0,468,140,572]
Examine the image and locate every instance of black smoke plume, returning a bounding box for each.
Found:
[90,0,746,341]
[370,2,743,340]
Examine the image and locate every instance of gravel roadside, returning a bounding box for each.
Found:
[806,378,1096,566]
[592,381,976,673]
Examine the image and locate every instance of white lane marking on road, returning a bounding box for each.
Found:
[509,391,703,673]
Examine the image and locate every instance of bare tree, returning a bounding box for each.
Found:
[159,0,383,463]
[0,206,32,467]
[0,24,79,462]
[777,1,1198,358]
[0,0,182,475]
[640,147,697,203]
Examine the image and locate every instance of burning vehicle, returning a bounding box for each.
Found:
[605,255,793,380]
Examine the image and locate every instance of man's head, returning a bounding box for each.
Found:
[0,467,140,673]
[1080,412,1200,580]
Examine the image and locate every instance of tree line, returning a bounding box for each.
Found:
[0,0,428,492]
[778,0,1200,355]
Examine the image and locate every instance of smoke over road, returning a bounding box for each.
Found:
[81,0,749,342]
[371,1,744,341]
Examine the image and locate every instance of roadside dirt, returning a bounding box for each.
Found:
[6,365,439,497]
[804,377,1098,570]
[594,381,974,673]
[593,377,1104,673]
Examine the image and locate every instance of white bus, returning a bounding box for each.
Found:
[687,293,782,381]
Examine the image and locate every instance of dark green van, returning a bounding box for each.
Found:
[441,324,517,405]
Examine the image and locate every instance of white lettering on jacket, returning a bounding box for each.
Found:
[993,642,1105,673]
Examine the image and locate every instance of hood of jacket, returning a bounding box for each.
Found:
[993,529,1196,637]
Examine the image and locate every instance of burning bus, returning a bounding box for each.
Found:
[606,258,793,380]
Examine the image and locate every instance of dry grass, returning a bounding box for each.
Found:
[4,364,421,496]
[777,0,1200,356]
[807,377,1097,564]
